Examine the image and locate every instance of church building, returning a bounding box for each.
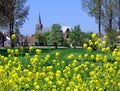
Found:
[36,14,43,34]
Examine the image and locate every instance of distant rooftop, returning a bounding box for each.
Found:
[61,26,72,33]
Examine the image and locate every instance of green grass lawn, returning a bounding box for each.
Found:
[0,48,112,62]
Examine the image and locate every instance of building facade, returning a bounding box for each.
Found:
[36,14,43,34]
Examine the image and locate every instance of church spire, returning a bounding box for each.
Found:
[36,13,43,34]
[38,13,42,25]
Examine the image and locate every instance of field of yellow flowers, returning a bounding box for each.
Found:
[0,34,120,91]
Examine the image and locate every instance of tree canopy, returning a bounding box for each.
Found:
[49,24,63,49]
[0,0,29,48]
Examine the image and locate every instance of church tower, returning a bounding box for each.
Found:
[36,14,43,34]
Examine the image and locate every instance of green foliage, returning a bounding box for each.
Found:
[69,25,83,48]
[69,29,80,48]
[35,33,46,45]
[105,28,117,49]
[43,31,50,45]
[35,33,41,45]
[49,24,63,48]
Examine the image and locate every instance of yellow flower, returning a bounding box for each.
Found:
[12,34,16,39]
[36,49,41,55]
[7,49,11,54]
[28,71,33,77]
[91,63,95,68]
[20,46,24,51]
[35,85,40,90]
[98,44,102,48]
[44,77,49,82]
[96,54,102,62]
[40,72,45,78]
[112,51,117,57]
[14,57,18,61]
[104,35,108,39]
[55,52,60,57]
[90,71,96,76]
[95,41,98,45]
[91,33,97,39]
[61,61,65,65]
[35,72,39,78]
[87,47,92,51]
[25,53,29,56]
[25,84,30,88]
[104,81,109,86]
[102,41,106,45]
[15,49,19,55]
[84,54,88,58]
[117,52,120,56]
[106,47,110,51]
[45,55,50,60]
[118,83,120,89]
[103,55,108,62]
[78,55,82,60]
[67,54,74,59]
[66,87,71,91]
[69,81,75,87]
[57,80,62,85]
[29,46,33,51]
[10,49,14,54]
[48,81,53,85]
[91,55,94,60]
[83,43,87,48]
[88,40,92,44]
[102,48,106,52]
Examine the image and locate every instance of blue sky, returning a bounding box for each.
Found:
[21,0,98,36]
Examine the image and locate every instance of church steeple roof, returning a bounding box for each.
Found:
[36,13,43,34]
[38,13,42,25]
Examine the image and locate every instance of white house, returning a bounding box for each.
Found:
[61,26,72,33]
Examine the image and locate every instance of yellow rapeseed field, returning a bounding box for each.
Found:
[0,34,120,91]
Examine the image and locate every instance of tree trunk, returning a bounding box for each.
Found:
[98,0,102,37]
[9,22,14,48]
[118,0,120,31]
[109,8,113,30]
[73,45,76,49]
[119,18,120,31]
[54,43,57,49]
[55,45,57,49]
[1,34,4,47]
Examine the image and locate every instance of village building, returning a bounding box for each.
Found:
[27,14,43,46]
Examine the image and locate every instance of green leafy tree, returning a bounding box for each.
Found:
[43,31,50,45]
[69,29,80,48]
[49,24,63,49]
[0,0,29,48]
[35,32,43,45]
[105,28,117,49]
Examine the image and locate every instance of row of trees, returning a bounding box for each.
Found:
[0,0,29,48]
[36,24,93,49]
[82,0,120,37]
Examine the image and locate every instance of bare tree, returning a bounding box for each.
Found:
[81,0,103,37]
[0,0,29,48]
